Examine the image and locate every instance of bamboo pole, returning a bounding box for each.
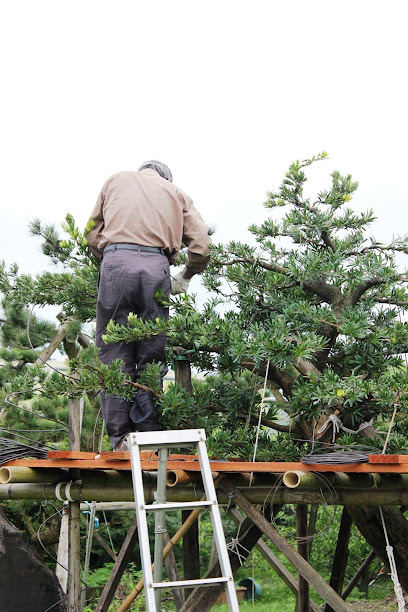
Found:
[283,470,384,489]
[116,505,204,612]
[0,467,150,486]
[4,482,408,505]
[0,466,62,484]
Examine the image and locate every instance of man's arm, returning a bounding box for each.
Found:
[181,197,212,280]
[85,182,107,259]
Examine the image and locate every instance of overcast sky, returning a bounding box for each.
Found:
[1,0,407,302]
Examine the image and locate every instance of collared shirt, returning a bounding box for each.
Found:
[86,169,211,276]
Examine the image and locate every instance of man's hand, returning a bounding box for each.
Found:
[171,271,191,295]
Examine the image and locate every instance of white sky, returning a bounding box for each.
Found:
[1,0,407,303]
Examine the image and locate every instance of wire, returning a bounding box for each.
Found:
[4,390,69,429]
[301,451,370,465]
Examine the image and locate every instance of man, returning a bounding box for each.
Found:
[86,160,211,450]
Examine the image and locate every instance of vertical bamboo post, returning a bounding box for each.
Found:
[68,393,82,612]
[174,350,200,595]
[296,504,310,612]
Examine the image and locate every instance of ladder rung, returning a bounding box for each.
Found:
[144,501,213,511]
[129,429,206,448]
[151,576,230,589]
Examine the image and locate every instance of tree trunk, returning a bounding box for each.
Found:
[347,505,408,591]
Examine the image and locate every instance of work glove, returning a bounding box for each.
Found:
[171,271,190,295]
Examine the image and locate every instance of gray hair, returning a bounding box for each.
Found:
[138,160,173,182]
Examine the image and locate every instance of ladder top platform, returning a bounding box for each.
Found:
[3,452,408,473]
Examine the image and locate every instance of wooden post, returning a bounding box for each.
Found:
[179,505,275,612]
[326,508,353,612]
[341,549,376,600]
[68,393,82,612]
[296,504,310,612]
[307,505,318,559]
[34,326,67,367]
[174,351,199,593]
[220,480,352,612]
[163,532,185,610]
[95,518,139,612]
[228,508,321,612]
[56,503,69,592]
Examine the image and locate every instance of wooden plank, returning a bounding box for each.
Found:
[220,480,353,612]
[369,454,408,464]
[48,450,157,461]
[7,457,408,473]
[48,451,101,460]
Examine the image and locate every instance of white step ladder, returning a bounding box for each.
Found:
[128,429,239,612]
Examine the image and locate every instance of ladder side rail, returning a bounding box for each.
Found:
[129,438,157,612]
[153,448,169,610]
[196,438,240,611]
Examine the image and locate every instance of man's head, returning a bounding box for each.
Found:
[138,160,173,182]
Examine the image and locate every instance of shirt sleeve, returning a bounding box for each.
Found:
[85,180,108,259]
[181,194,212,278]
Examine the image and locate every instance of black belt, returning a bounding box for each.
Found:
[103,243,164,255]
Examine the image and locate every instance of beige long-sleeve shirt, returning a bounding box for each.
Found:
[86,169,211,277]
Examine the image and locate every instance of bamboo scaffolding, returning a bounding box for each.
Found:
[2,482,408,505]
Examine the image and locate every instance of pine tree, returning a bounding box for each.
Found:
[2,154,408,588]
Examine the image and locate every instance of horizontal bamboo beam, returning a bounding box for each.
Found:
[0,466,62,484]
[282,471,395,489]
[2,483,408,505]
[0,466,156,486]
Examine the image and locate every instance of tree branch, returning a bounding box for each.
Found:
[348,277,386,305]
[214,257,341,303]
[321,230,336,252]
[205,405,293,434]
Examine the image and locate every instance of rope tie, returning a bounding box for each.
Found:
[226,536,251,566]
[250,361,270,486]
[379,507,406,611]
[317,414,374,443]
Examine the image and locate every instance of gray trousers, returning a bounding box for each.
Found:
[96,249,170,447]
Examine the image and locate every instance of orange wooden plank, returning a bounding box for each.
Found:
[98,451,157,462]
[5,458,408,473]
[48,451,99,460]
[369,454,408,464]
